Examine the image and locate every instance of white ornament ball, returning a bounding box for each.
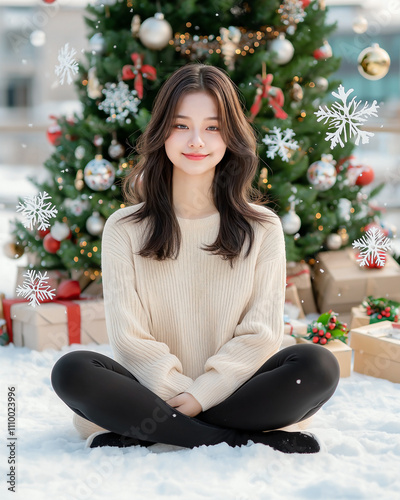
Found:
[50,222,70,241]
[84,155,115,191]
[139,13,173,50]
[313,76,329,92]
[89,33,106,54]
[108,140,125,159]
[75,145,86,160]
[86,212,105,236]
[269,34,294,65]
[307,158,337,191]
[352,16,368,34]
[326,233,342,250]
[281,210,302,235]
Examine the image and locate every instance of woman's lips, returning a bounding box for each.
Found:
[183,154,208,160]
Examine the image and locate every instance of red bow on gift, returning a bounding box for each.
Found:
[122,53,157,99]
[249,63,288,122]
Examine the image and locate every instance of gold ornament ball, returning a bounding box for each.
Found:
[352,16,368,34]
[3,240,24,259]
[358,44,390,80]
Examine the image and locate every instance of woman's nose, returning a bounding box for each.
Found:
[188,130,205,148]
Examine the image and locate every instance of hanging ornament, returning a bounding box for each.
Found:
[122,53,157,99]
[219,26,241,71]
[64,197,90,216]
[337,198,352,222]
[139,13,173,50]
[269,34,294,65]
[43,233,61,254]
[307,154,337,191]
[357,44,391,81]
[2,239,24,259]
[325,233,342,250]
[87,67,103,99]
[108,138,125,159]
[37,227,50,239]
[89,33,106,54]
[86,211,106,236]
[50,221,71,241]
[347,164,375,186]
[289,82,303,102]
[338,226,349,245]
[352,16,368,34]
[98,81,140,125]
[131,14,141,37]
[312,76,328,92]
[46,119,62,146]
[249,63,288,121]
[278,0,307,36]
[281,201,301,235]
[74,145,86,160]
[75,169,84,191]
[84,154,115,191]
[313,40,332,60]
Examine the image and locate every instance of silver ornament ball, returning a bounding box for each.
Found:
[269,34,294,65]
[326,233,342,250]
[139,13,173,50]
[86,212,105,236]
[281,210,302,235]
[84,155,116,191]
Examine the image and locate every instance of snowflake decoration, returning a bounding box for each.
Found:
[352,227,392,267]
[55,43,79,85]
[98,81,140,125]
[314,84,379,149]
[16,270,56,308]
[262,127,299,162]
[16,191,58,231]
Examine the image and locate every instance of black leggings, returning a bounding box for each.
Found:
[51,343,340,449]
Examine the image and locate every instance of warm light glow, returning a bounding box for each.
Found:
[309,82,315,88]
[301,112,306,117]
[57,177,63,183]
[318,225,324,231]
[316,213,321,219]
[82,80,88,86]
[186,22,192,27]
[74,256,79,262]
[87,252,92,257]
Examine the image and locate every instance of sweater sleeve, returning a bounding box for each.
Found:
[101,212,195,401]
[184,218,286,412]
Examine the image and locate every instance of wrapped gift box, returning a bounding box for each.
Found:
[350,305,400,330]
[284,318,308,337]
[286,261,318,315]
[9,298,108,351]
[312,248,400,314]
[349,321,400,383]
[285,283,305,319]
[296,337,352,378]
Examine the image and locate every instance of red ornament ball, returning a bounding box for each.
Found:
[47,123,62,146]
[37,228,50,239]
[57,280,81,300]
[348,164,374,186]
[301,0,311,7]
[43,233,61,253]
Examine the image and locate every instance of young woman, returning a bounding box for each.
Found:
[51,63,340,453]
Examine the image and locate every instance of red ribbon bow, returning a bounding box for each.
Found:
[249,63,288,122]
[122,53,157,99]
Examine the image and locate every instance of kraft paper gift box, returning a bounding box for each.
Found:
[9,298,108,351]
[286,261,318,315]
[312,248,400,315]
[350,305,400,331]
[349,321,400,383]
[284,318,308,337]
[285,283,305,319]
[296,337,352,378]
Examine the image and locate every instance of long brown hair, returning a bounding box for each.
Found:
[118,62,277,269]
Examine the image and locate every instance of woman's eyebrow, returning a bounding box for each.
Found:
[173,115,219,120]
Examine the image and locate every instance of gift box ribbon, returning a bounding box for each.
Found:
[3,285,94,345]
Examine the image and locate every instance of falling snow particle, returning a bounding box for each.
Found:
[55,43,79,85]
[16,191,58,231]
[261,127,299,162]
[314,84,379,149]
[15,270,56,308]
[296,379,301,384]
[352,227,392,267]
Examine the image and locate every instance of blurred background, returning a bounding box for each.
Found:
[0,0,399,296]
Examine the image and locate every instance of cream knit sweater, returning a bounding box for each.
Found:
[101,201,286,413]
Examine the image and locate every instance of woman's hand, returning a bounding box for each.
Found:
[166,392,202,417]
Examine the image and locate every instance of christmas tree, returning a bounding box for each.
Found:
[11,0,385,283]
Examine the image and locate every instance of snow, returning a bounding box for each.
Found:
[1,341,400,500]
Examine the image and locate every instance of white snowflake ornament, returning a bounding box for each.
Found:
[55,43,79,85]
[314,84,379,149]
[16,191,58,231]
[16,270,56,308]
[262,127,299,162]
[98,81,140,125]
[352,227,392,267]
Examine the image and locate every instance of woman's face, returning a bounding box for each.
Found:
[164,91,227,177]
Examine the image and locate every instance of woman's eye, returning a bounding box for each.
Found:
[173,124,219,131]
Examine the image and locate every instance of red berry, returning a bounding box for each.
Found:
[312,336,319,343]
[331,317,337,323]
[385,307,390,312]
[328,324,335,330]
[319,329,325,336]
[320,338,327,345]
[378,314,382,319]
[325,332,332,339]
[312,327,318,333]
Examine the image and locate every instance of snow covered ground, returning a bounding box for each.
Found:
[1,341,399,500]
